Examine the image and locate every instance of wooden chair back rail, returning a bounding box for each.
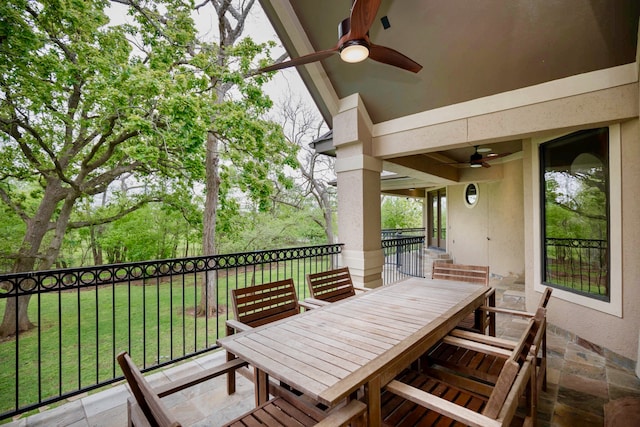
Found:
[382,318,537,426]
[462,287,553,390]
[117,352,179,427]
[306,267,356,303]
[432,262,492,334]
[117,351,367,427]
[432,262,490,286]
[485,315,536,416]
[231,278,300,327]
[226,278,302,395]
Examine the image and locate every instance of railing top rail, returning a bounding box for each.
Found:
[0,243,344,295]
[381,236,425,248]
[381,227,425,233]
[544,237,607,248]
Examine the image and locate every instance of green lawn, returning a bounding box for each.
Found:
[0,264,317,417]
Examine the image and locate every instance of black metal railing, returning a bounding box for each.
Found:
[381,227,425,240]
[0,244,342,420]
[543,237,608,299]
[382,235,425,284]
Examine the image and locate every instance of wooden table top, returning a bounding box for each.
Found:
[217,277,489,407]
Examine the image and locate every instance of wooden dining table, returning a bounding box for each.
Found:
[217,277,491,426]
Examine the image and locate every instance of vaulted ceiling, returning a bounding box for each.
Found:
[259,0,639,193]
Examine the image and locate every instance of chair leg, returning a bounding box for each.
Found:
[226,351,237,395]
[488,292,496,336]
[542,334,548,391]
[527,362,537,427]
[226,325,237,395]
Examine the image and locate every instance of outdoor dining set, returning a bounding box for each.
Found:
[117,263,551,426]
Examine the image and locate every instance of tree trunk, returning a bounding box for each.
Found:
[322,191,335,244]
[0,182,66,338]
[198,129,221,317]
[90,225,104,265]
[90,191,108,265]
[197,0,256,317]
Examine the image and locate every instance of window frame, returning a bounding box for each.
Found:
[533,124,622,317]
[464,183,479,208]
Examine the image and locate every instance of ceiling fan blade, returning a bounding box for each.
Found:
[368,44,422,73]
[485,152,512,160]
[349,0,382,39]
[481,162,491,168]
[258,48,338,73]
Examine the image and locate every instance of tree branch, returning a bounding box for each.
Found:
[0,186,30,223]
[66,197,162,230]
[550,199,606,221]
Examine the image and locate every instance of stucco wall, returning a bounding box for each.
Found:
[524,119,640,361]
[447,159,525,278]
[373,70,639,361]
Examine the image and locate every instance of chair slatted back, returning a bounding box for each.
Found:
[306,267,355,303]
[482,308,544,418]
[117,352,180,427]
[231,278,300,328]
[432,262,490,285]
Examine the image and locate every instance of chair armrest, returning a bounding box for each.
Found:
[155,357,248,397]
[450,329,517,350]
[300,298,328,310]
[225,319,253,333]
[480,306,533,318]
[315,400,367,427]
[385,380,502,427]
[442,336,512,358]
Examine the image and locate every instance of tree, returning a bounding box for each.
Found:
[1,0,290,336]
[275,94,336,243]
[1,0,300,334]
[381,196,423,230]
[169,0,298,316]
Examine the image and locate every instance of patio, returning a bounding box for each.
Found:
[4,275,640,427]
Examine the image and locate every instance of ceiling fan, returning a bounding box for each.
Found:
[258,0,422,74]
[467,146,511,168]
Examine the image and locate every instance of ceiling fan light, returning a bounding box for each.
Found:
[470,163,483,168]
[340,41,369,63]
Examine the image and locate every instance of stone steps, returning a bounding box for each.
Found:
[424,249,452,278]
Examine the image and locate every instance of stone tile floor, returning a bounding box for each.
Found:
[492,277,640,426]
[4,276,640,426]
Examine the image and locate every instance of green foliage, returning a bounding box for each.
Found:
[0,0,297,275]
[544,171,607,239]
[217,203,327,254]
[381,196,423,229]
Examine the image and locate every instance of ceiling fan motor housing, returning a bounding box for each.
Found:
[470,152,483,163]
[338,17,351,39]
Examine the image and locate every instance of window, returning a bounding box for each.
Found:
[464,183,478,207]
[540,128,609,300]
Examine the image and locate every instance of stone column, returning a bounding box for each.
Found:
[333,95,384,289]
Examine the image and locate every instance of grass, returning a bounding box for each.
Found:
[0,263,319,418]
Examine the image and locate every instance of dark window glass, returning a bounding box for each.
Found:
[540,128,609,300]
[465,184,478,205]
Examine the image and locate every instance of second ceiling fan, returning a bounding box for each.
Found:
[468,146,511,168]
[258,0,422,74]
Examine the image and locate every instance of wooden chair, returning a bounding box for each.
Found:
[429,287,553,393]
[432,261,495,335]
[304,267,367,308]
[117,351,367,427]
[225,278,305,394]
[381,314,540,427]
